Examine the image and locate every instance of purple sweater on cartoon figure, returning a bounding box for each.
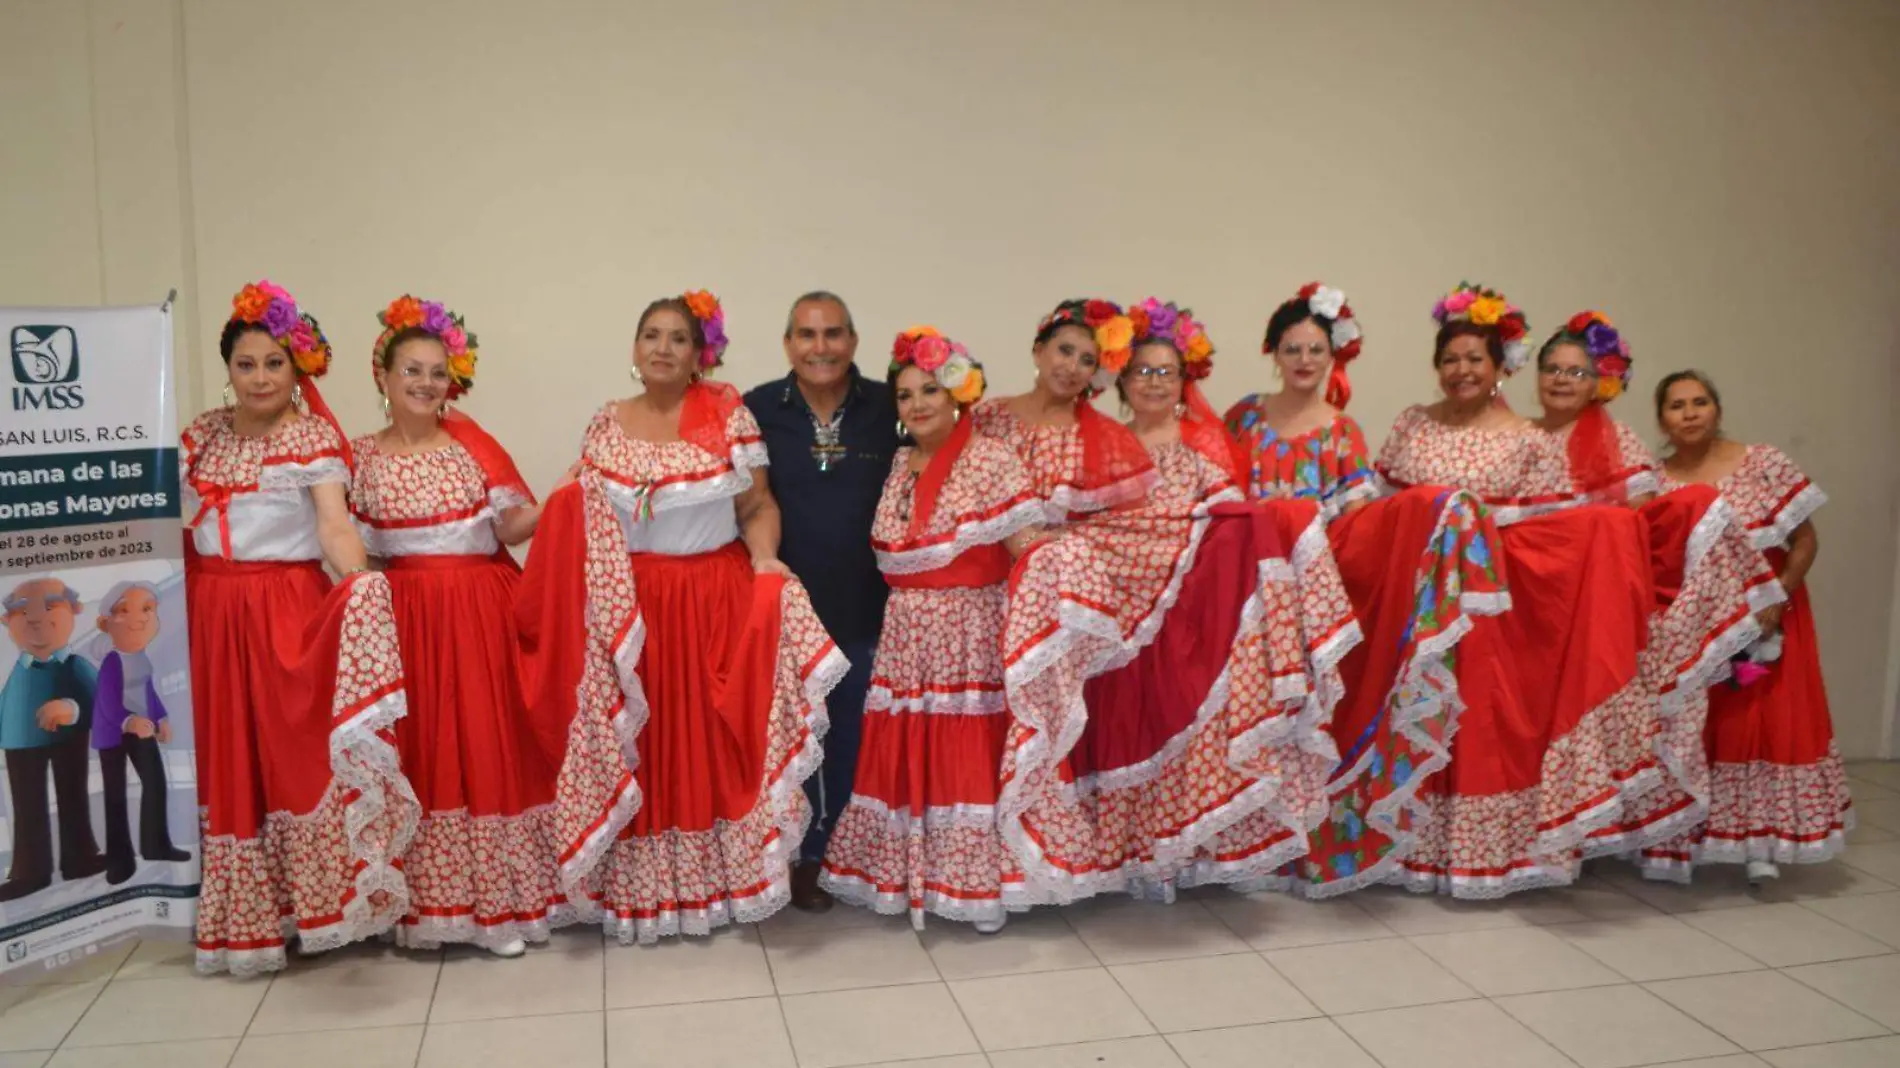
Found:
[92,650,167,750]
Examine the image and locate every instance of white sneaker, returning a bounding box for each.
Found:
[489,938,528,958]
[973,916,1006,935]
[1746,860,1780,885]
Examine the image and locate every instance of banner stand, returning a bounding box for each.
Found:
[0,300,198,977]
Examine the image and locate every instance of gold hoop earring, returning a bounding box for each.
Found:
[292,383,305,410]
[221,383,234,408]
[629,365,642,385]
[439,399,453,417]
[380,394,391,421]
[1173,402,1188,421]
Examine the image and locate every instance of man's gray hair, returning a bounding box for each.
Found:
[97,581,160,617]
[3,579,82,614]
[783,291,857,340]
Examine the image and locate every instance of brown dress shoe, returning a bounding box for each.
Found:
[790,861,834,912]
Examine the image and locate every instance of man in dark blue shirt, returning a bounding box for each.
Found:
[744,291,898,911]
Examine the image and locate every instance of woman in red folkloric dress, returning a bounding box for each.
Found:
[181,280,416,975]
[1228,283,1504,896]
[1093,298,1343,893]
[819,328,1042,931]
[1520,315,1784,870]
[1375,282,1669,896]
[1640,371,1851,883]
[349,296,567,957]
[977,299,1331,908]
[516,291,845,943]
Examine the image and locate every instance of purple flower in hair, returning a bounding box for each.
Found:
[263,298,301,338]
[1146,302,1179,337]
[1583,322,1620,357]
[422,301,453,336]
[700,316,729,363]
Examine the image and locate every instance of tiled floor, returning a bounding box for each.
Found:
[6,762,1900,1067]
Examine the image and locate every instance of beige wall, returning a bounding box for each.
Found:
[5,0,1899,756]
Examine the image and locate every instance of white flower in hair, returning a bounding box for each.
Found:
[939,352,975,391]
[1308,285,1347,320]
[1502,338,1531,376]
[1331,317,1361,349]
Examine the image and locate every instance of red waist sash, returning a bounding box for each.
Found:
[885,543,1012,590]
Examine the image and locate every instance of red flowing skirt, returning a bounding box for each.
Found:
[820,581,1015,928]
[188,555,416,974]
[1285,487,1505,895]
[1000,502,1326,904]
[1620,487,1782,876]
[383,552,567,949]
[1656,548,1851,867]
[516,484,841,945]
[1401,503,1661,896]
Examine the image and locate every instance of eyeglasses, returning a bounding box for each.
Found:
[1129,366,1179,380]
[1540,366,1596,381]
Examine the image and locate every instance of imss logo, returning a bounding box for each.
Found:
[10,325,85,410]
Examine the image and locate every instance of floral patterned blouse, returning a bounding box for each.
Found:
[180,409,348,561]
[1661,444,1825,553]
[1375,405,1539,521]
[1223,397,1375,519]
[349,437,529,559]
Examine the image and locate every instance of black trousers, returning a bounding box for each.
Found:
[3,735,103,884]
[100,736,177,866]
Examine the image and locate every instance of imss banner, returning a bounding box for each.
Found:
[0,302,196,976]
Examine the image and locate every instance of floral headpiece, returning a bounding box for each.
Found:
[1271,282,1363,364]
[1548,310,1633,402]
[890,326,985,405]
[1128,298,1215,381]
[1036,299,1137,394]
[375,295,479,397]
[229,280,331,377]
[1432,281,1532,375]
[680,290,729,371]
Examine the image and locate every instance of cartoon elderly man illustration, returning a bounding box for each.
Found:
[1,577,106,901]
[93,581,189,884]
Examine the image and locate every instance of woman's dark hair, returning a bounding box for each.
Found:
[1432,321,1504,368]
[1034,299,1092,345]
[636,297,707,351]
[1263,299,1336,354]
[886,362,956,444]
[886,361,924,395]
[1535,329,1585,370]
[376,326,440,372]
[218,320,278,363]
[1653,369,1722,423]
[1113,339,1183,408]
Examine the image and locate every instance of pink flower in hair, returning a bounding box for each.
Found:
[912,335,952,371]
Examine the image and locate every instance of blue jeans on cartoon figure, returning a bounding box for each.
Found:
[0,650,107,900]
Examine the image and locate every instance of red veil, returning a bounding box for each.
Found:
[1180,381,1247,485]
[1567,403,1626,503]
[440,408,536,506]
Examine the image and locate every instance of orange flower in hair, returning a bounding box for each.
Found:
[384,295,425,330]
